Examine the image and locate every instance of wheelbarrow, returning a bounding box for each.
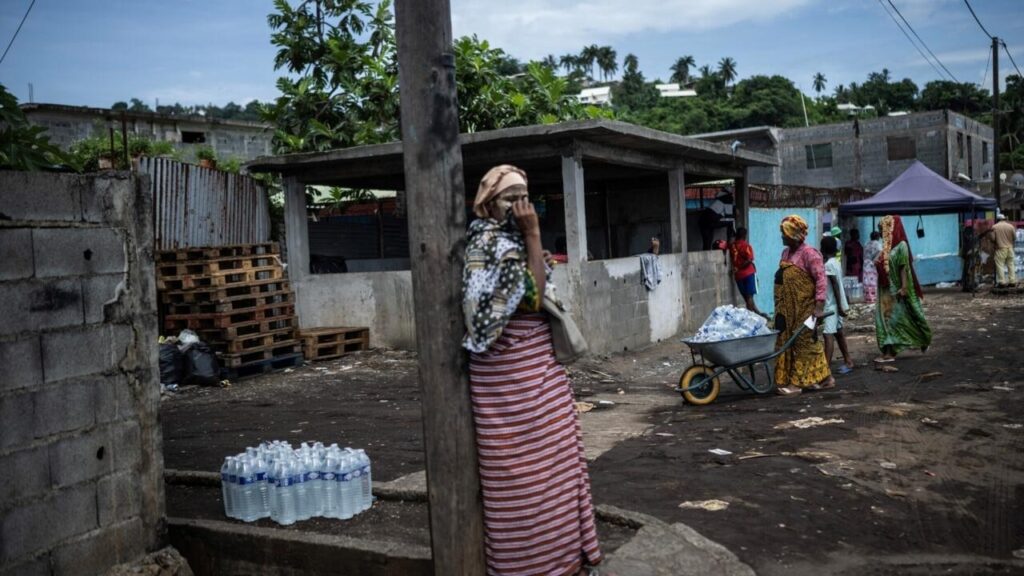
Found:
[675,315,827,405]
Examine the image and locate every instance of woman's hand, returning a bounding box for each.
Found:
[896,286,907,298]
[512,198,540,238]
[814,302,827,318]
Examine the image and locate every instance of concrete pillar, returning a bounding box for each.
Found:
[561,154,587,265]
[734,170,749,230]
[561,153,587,318]
[283,176,309,282]
[668,166,687,256]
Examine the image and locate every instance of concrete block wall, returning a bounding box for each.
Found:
[684,250,738,332]
[0,171,163,575]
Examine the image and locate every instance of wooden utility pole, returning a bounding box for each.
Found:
[393,1,487,574]
[992,36,1001,211]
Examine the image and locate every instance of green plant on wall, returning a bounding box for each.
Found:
[195,146,217,162]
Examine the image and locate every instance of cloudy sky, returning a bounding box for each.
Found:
[1,0,1021,108]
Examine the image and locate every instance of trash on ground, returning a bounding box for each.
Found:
[879,461,898,470]
[876,364,900,373]
[920,417,940,426]
[815,460,855,477]
[679,499,730,511]
[574,401,595,414]
[917,371,943,382]
[654,432,675,437]
[774,417,845,430]
[1002,423,1023,429]
[993,385,1014,391]
[708,448,733,456]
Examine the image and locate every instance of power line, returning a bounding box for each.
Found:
[1002,41,1023,78]
[963,0,993,39]
[0,0,36,67]
[876,0,950,81]
[886,0,959,82]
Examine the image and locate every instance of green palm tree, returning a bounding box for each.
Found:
[718,57,737,86]
[580,44,600,80]
[698,64,712,79]
[542,54,558,71]
[670,55,696,85]
[813,72,827,95]
[559,54,577,75]
[597,46,618,81]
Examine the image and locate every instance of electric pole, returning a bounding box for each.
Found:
[393,0,487,574]
[993,35,1001,211]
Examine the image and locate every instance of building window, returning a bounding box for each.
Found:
[181,131,206,144]
[957,132,964,159]
[887,136,916,161]
[983,141,989,164]
[805,143,833,169]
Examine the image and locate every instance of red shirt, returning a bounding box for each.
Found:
[730,240,756,280]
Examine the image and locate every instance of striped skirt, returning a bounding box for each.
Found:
[469,313,602,576]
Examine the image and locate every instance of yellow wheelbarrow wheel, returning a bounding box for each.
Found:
[679,365,721,405]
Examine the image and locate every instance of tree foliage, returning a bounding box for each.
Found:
[261,0,607,154]
[0,84,70,171]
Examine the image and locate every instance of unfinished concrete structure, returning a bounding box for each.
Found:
[695,110,994,193]
[247,120,774,354]
[0,172,163,575]
[21,103,273,162]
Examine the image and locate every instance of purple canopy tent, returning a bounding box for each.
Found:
[838,161,997,216]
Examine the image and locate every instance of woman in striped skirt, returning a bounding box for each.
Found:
[463,165,604,576]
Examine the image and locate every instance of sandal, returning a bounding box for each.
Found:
[873,356,895,363]
[837,365,853,375]
[809,378,837,391]
[776,386,803,396]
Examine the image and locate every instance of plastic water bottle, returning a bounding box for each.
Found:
[221,457,236,519]
[322,453,339,518]
[338,453,356,520]
[355,449,372,512]
[254,456,270,519]
[293,458,311,521]
[237,457,257,522]
[304,453,323,517]
[276,460,297,526]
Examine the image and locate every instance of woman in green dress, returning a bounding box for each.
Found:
[874,215,932,363]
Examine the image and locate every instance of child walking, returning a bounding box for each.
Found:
[821,236,854,374]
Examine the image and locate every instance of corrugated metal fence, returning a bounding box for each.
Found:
[139,157,271,251]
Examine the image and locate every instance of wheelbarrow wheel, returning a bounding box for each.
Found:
[680,365,720,405]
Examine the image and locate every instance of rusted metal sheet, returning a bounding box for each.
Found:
[140,157,271,250]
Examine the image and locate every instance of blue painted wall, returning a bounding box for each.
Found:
[854,214,961,286]
[747,207,821,316]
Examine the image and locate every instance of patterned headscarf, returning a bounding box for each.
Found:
[781,215,809,242]
[878,215,923,298]
[472,165,528,219]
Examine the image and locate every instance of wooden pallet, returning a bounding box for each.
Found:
[163,302,295,331]
[157,254,282,278]
[163,289,294,316]
[189,316,297,341]
[300,327,370,361]
[160,280,291,305]
[208,329,298,355]
[219,341,304,368]
[157,266,284,291]
[220,352,304,380]
[158,243,279,263]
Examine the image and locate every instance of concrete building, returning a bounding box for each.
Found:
[655,83,697,98]
[694,110,995,194]
[576,87,613,106]
[21,103,274,162]
[247,119,775,353]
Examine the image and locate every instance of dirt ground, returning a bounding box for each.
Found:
[162,289,1024,574]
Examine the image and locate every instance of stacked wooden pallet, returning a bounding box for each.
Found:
[299,327,370,362]
[157,243,304,378]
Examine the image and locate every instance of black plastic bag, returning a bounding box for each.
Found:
[183,342,221,386]
[159,342,186,386]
